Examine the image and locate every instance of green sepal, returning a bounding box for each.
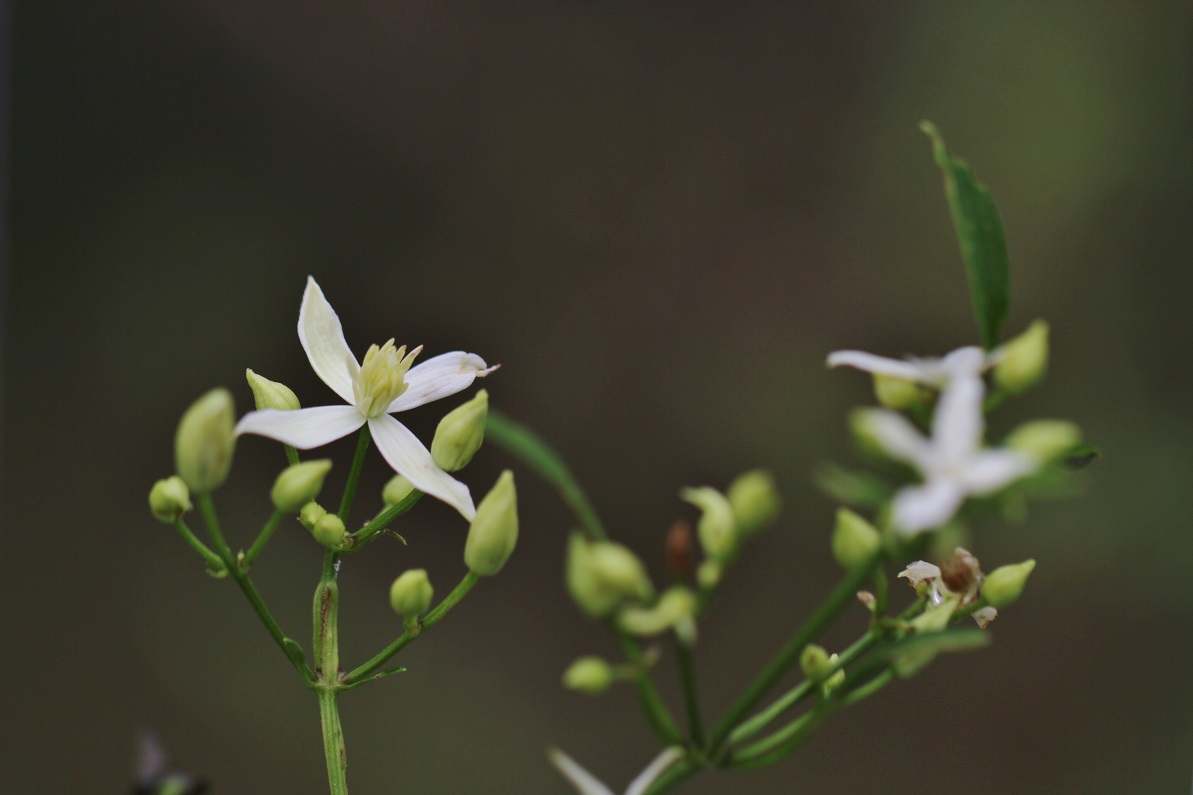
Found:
[921,121,1010,350]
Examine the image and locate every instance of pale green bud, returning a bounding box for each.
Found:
[617,587,697,636]
[831,508,881,570]
[981,559,1036,608]
[696,560,722,590]
[271,460,333,513]
[566,533,654,618]
[823,655,846,694]
[726,470,781,537]
[994,320,1049,394]
[174,388,236,494]
[873,373,920,410]
[299,501,328,530]
[312,513,346,549]
[464,471,518,576]
[562,656,616,694]
[681,486,738,563]
[849,408,889,459]
[1005,421,1081,462]
[799,644,832,681]
[389,569,433,618]
[245,369,301,411]
[431,390,488,472]
[149,476,192,522]
[382,474,416,506]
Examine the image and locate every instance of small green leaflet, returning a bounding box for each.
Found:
[921,121,1011,351]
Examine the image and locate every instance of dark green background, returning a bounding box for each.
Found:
[8,2,1192,792]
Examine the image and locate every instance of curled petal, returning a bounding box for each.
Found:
[235,405,365,449]
[299,277,360,405]
[387,351,496,413]
[897,560,942,587]
[827,350,932,383]
[972,606,998,629]
[958,450,1038,494]
[368,414,476,520]
[891,478,965,535]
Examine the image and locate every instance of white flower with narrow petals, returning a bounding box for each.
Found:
[235,277,495,520]
[549,747,683,795]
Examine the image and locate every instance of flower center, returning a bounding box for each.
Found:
[353,339,422,418]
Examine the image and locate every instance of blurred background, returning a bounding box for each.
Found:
[7,1,1192,792]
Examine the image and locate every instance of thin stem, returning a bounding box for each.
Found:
[347,489,424,551]
[707,551,882,754]
[285,444,300,466]
[617,631,683,746]
[242,509,285,569]
[197,494,234,562]
[339,425,372,521]
[313,550,348,793]
[485,410,607,540]
[317,689,348,795]
[674,636,705,748]
[172,518,226,573]
[641,758,698,795]
[346,571,480,684]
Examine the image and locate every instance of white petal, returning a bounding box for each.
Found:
[626,748,684,795]
[298,277,360,405]
[826,350,929,382]
[930,375,985,464]
[548,748,616,795]
[939,346,989,379]
[386,351,496,413]
[862,409,931,468]
[368,414,476,520]
[892,478,965,535]
[958,450,1038,495]
[972,606,998,629]
[897,560,942,586]
[235,405,365,449]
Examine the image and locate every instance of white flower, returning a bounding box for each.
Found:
[549,747,683,795]
[235,277,495,519]
[832,345,1036,534]
[897,552,998,628]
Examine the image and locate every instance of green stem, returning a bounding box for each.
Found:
[285,444,300,466]
[313,550,348,793]
[242,510,285,569]
[197,494,234,562]
[617,631,683,746]
[345,571,480,684]
[485,410,607,540]
[707,552,882,754]
[317,689,348,795]
[674,636,705,748]
[347,489,424,551]
[172,518,226,573]
[642,758,698,795]
[339,426,372,521]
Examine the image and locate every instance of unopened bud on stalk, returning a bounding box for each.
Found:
[562,656,616,694]
[1006,420,1081,462]
[681,486,738,563]
[431,390,488,472]
[271,460,332,513]
[831,508,881,570]
[800,644,832,682]
[245,369,301,411]
[149,476,192,522]
[464,471,518,576]
[873,373,920,410]
[312,513,346,549]
[174,389,236,494]
[567,534,654,618]
[299,501,328,530]
[994,320,1049,394]
[726,469,781,537]
[389,569,434,622]
[617,586,697,637]
[981,559,1036,608]
[382,474,416,506]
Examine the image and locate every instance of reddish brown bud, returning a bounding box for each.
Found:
[666,520,695,580]
[939,547,983,596]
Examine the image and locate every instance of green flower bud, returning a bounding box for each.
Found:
[981,559,1036,608]
[873,373,920,410]
[382,474,417,506]
[831,508,881,570]
[389,569,434,619]
[994,320,1049,394]
[799,643,832,681]
[431,390,488,472]
[312,513,346,549]
[174,388,236,494]
[726,469,781,537]
[681,486,738,563]
[1005,421,1081,462]
[245,368,301,411]
[149,476,192,522]
[696,560,722,590]
[617,587,697,636]
[566,533,654,618]
[849,408,889,459]
[271,460,333,514]
[562,656,616,695]
[823,655,845,694]
[299,501,328,530]
[464,471,518,576]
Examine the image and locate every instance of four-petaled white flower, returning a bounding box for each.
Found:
[829,345,1037,534]
[549,747,683,795]
[236,277,496,520]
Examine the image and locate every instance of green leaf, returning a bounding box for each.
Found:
[921,121,1010,350]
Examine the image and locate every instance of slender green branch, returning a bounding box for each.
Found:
[338,426,372,521]
[347,489,424,550]
[172,518,226,573]
[285,444,300,466]
[242,509,285,569]
[642,757,698,795]
[317,689,348,795]
[617,631,684,746]
[197,494,235,562]
[707,551,883,754]
[727,703,835,770]
[345,571,480,684]
[674,636,705,748]
[485,409,607,540]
